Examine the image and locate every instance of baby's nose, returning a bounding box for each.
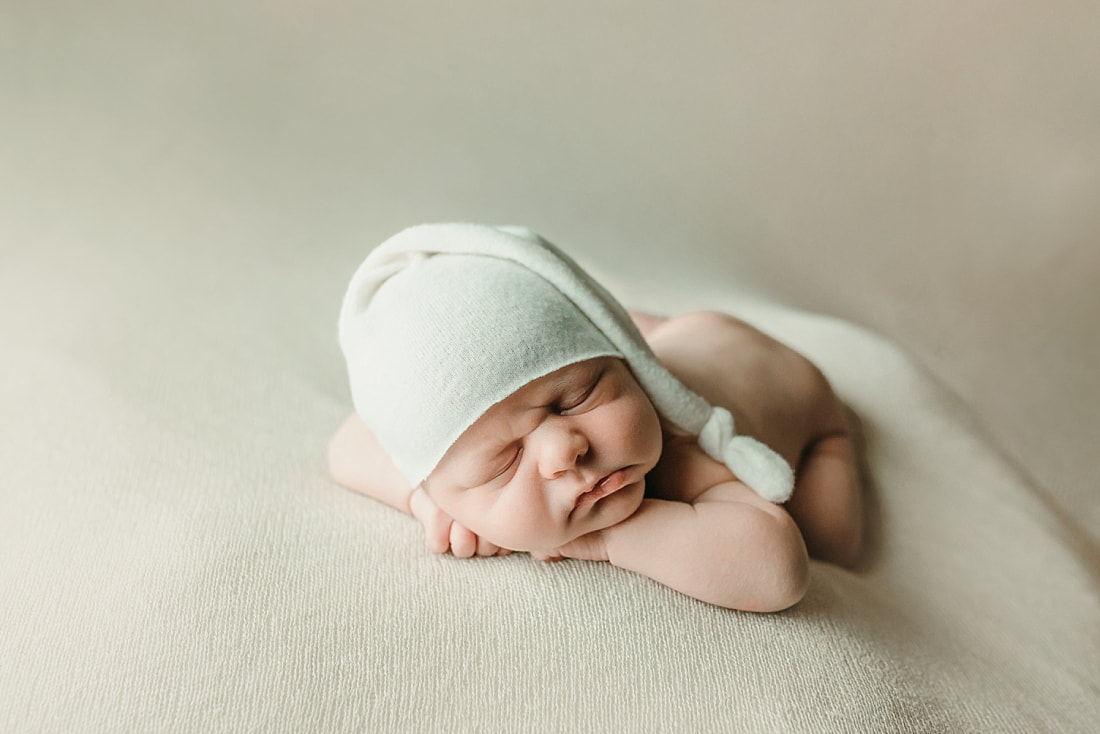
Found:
[537,419,589,479]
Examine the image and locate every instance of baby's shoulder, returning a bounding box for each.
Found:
[645,435,734,504]
[644,309,845,468]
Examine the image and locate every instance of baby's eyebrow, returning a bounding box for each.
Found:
[537,363,594,400]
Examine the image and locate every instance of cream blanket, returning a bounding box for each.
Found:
[1,244,1096,731]
[2,0,1097,729]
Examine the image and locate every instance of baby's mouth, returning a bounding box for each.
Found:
[572,468,629,513]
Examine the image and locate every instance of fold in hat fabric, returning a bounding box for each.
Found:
[338,223,794,503]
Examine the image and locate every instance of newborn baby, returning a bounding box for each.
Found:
[328,224,863,612]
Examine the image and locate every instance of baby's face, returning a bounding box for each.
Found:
[423,357,663,553]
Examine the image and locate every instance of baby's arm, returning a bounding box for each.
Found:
[327,414,510,557]
[578,482,809,612]
[328,413,413,513]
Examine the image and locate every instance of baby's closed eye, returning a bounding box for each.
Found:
[490,446,522,479]
[556,376,601,414]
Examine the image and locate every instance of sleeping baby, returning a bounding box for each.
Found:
[328,223,864,612]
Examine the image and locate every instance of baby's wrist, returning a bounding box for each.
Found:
[590,526,617,565]
[406,484,430,517]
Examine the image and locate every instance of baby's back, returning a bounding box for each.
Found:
[641,311,847,471]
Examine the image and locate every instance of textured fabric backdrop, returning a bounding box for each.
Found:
[2,242,1097,731]
[2,1,1098,731]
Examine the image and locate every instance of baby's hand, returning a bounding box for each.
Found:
[407,486,512,558]
[531,531,609,563]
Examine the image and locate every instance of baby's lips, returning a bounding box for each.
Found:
[572,468,629,512]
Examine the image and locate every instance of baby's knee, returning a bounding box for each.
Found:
[792,435,865,566]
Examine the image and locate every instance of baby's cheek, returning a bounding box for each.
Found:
[482,516,547,553]
[478,502,558,553]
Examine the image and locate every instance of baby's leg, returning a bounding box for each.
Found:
[628,310,668,339]
[785,432,864,567]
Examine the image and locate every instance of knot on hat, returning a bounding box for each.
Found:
[697,406,735,458]
[697,407,795,503]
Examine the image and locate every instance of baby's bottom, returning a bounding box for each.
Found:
[629,308,865,567]
[784,427,864,567]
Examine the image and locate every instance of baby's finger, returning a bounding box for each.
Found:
[416,508,452,555]
[530,550,562,562]
[449,523,478,558]
[423,517,452,554]
[475,536,502,557]
[409,490,452,554]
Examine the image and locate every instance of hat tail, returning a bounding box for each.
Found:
[697,407,794,502]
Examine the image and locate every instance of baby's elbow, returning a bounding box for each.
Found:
[756,516,810,612]
[770,541,810,612]
[327,418,364,490]
[326,433,350,486]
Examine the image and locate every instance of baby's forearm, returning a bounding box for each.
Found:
[603,497,809,612]
[327,413,414,514]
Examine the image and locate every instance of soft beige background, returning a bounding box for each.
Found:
[3,3,1100,731]
[4,0,1096,538]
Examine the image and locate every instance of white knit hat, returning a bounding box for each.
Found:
[338,223,794,502]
